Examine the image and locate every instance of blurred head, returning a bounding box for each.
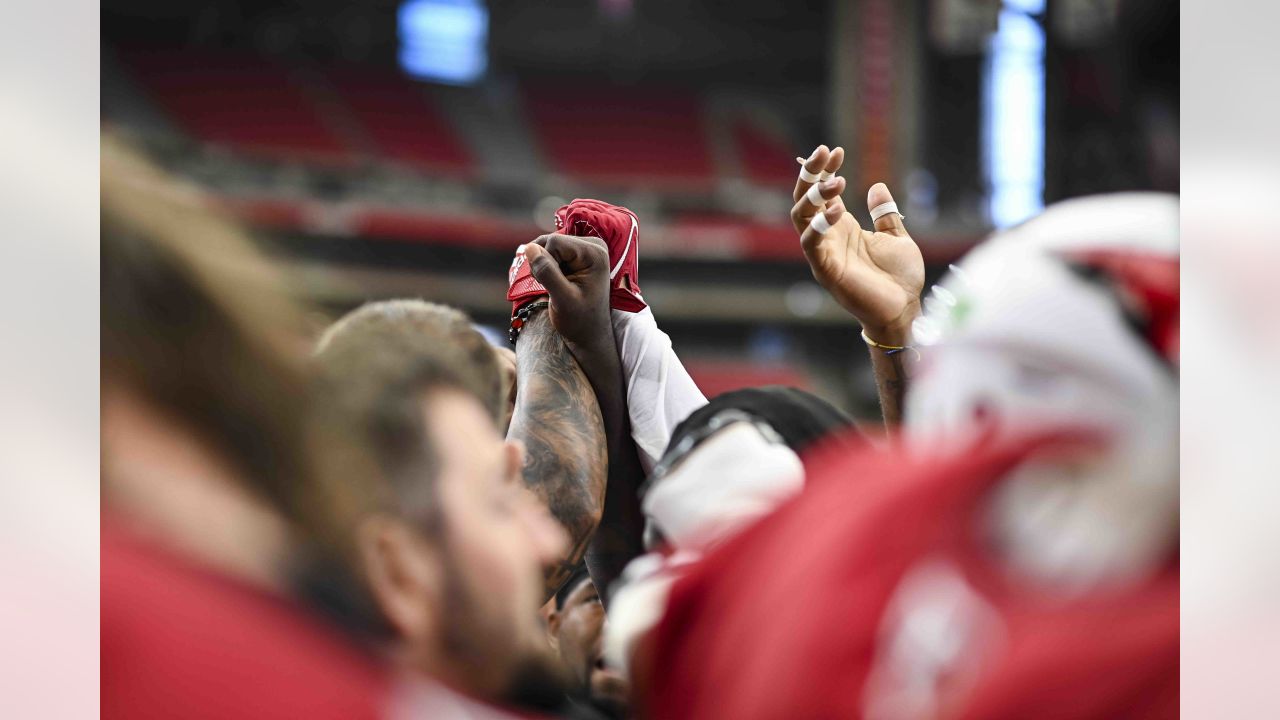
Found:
[907,193,1178,446]
[316,299,509,427]
[491,344,518,434]
[100,134,354,587]
[312,312,568,702]
[548,568,629,715]
[642,386,854,552]
[906,192,1179,589]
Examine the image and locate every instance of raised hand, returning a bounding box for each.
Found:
[523,233,645,603]
[791,145,925,346]
[524,233,613,354]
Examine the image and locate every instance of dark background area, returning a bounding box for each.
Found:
[100,0,1177,418]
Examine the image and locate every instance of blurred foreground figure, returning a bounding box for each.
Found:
[102,137,532,719]
[101,136,392,719]
[601,385,856,679]
[628,164,1179,718]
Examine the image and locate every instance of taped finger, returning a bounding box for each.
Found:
[793,145,830,202]
[866,182,908,235]
[791,176,846,232]
[804,183,828,207]
[810,212,833,234]
[799,206,845,254]
[870,201,903,223]
[822,146,844,180]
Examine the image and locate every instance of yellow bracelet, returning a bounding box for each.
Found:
[861,328,907,351]
[863,329,922,363]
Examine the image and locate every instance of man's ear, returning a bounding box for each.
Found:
[357,514,442,642]
[546,606,562,651]
[502,439,526,487]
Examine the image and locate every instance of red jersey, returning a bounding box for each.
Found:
[639,435,1178,719]
[102,519,390,720]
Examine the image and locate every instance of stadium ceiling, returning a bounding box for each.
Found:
[103,0,827,85]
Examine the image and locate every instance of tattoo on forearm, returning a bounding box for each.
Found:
[870,348,911,427]
[507,313,607,600]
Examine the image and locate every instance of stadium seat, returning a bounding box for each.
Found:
[122,50,351,162]
[730,118,800,188]
[523,82,714,187]
[325,68,473,176]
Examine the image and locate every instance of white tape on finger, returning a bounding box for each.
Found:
[818,170,833,181]
[869,201,903,223]
[804,183,826,207]
[809,212,833,234]
[798,166,821,183]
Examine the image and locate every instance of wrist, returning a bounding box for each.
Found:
[565,332,617,371]
[512,306,553,348]
[862,313,917,348]
[562,304,615,355]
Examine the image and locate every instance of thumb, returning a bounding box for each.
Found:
[867,182,906,236]
[524,243,574,301]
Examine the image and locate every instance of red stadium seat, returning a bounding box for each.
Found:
[523,82,714,188]
[730,118,800,187]
[122,50,352,163]
[325,68,473,176]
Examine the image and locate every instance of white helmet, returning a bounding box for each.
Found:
[906,192,1179,591]
[907,192,1177,443]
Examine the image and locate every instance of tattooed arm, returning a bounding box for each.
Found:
[507,311,607,600]
[523,234,647,606]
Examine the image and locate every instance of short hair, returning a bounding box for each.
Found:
[311,301,499,522]
[316,300,504,424]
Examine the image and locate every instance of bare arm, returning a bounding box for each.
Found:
[507,311,607,600]
[571,340,646,607]
[524,233,646,605]
[790,145,924,428]
[867,337,915,427]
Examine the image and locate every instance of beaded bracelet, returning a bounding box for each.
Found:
[509,299,550,345]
